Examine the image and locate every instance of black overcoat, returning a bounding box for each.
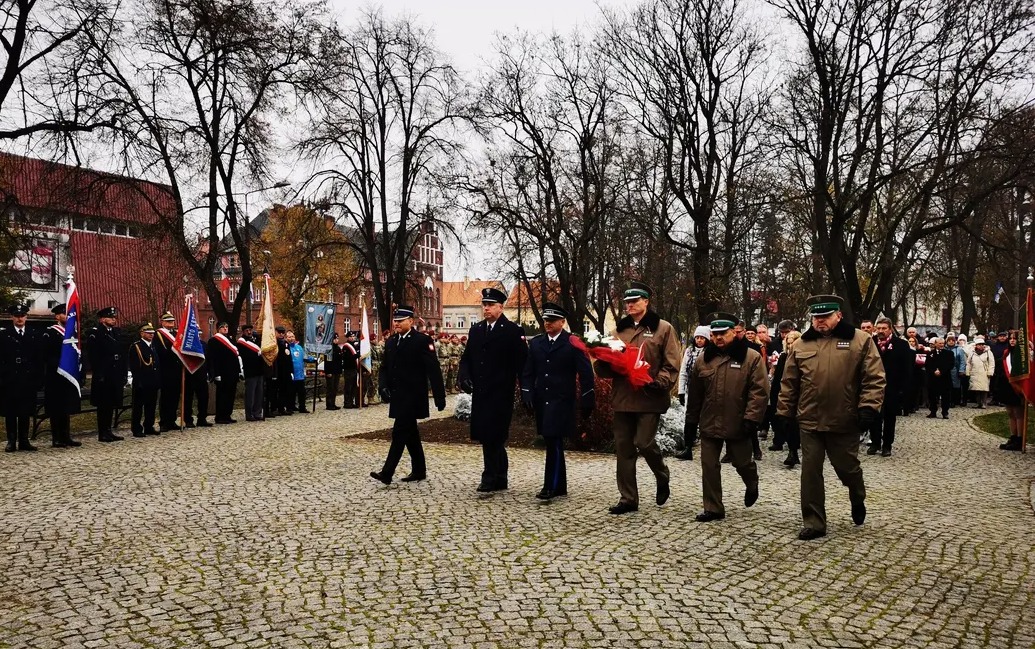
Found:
[40,324,81,415]
[238,337,266,378]
[877,335,913,408]
[520,330,594,438]
[0,324,43,416]
[378,330,446,420]
[458,314,528,443]
[85,325,128,408]
[206,334,241,381]
[154,329,183,387]
[129,339,162,391]
[326,343,343,376]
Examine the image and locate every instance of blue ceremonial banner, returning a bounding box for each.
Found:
[304,301,336,355]
[173,295,207,373]
[57,279,82,395]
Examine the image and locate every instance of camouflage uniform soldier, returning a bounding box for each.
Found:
[436,334,450,395]
[447,335,461,393]
[368,337,385,404]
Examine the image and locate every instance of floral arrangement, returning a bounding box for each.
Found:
[571,330,653,389]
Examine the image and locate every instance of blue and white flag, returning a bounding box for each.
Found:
[57,279,82,395]
[994,282,1005,304]
[173,295,207,373]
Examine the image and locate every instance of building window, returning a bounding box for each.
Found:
[343,293,350,307]
[445,318,451,329]
[344,318,351,332]
[457,318,465,329]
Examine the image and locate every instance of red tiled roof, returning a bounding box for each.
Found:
[505,280,561,308]
[442,280,506,306]
[0,151,176,225]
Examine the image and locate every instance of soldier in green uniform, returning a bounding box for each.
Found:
[776,295,885,540]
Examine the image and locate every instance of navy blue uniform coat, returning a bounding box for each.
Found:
[520,331,595,438]
[0,325,43,416]
[84,325,128,408]
[458,315,528,443]
[379,330,446,420]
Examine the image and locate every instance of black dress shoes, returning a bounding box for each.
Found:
[4,443,15,452]
[476,483,493,492]
[132,432,146,438]
[327,406,340,411]
[745,483,759,507]
[370,471,391,485]
[110,434,124,441]
[298,408,310,414]
[866,444,880,455]
[197,421,213,427]
[881,448,892,457]
[783,451,800,467]
[656,478,670,506]
[695,511,725,523]
[851,499,867,525]
[608,502,638,515]
[20,444,37,452]
[185,422,197,428]
[400,473,426,482]
[145,429,160,436]
[67,439,82,447]
[52,441,69,448]
[798,528,826,540]
[673,448,694,461]
[98,435,118,442]
[720,452,732,463]
[535,489,555,500]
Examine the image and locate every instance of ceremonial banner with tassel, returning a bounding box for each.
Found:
[258,273,278,365]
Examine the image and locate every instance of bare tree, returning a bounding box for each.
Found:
[769,0,1035,321]
[299,9,464,331]
[602,0,774,320]
[77,0,323,333]
[462,31,624,334]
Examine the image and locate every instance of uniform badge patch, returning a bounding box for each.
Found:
[837,341,851,349]
[643,332,654,338]
[730,362,742,369]
[428,344,435,352]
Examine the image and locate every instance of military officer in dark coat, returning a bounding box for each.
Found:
[154,311,182,431]
[128,323,162,437]
[1,303,43,452]
[324,332,343,410]
[207,321,241,424]
[520,303,595,501]
[85,306,127,442]
[868,317,912,456]
[40,303,82,448]
[182,337,212,429]
[458,287,529,492]
[275,325,295,415]
[370,306,446,485]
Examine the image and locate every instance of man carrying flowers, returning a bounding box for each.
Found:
[592,281,681,515]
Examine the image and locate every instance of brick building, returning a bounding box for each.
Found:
[1,152,186,324]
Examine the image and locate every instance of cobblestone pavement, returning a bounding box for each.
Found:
[2,398,1034,648]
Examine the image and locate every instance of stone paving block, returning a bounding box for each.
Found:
[0,398,1033,647]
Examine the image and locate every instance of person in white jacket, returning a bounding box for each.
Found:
[965,336,995,408]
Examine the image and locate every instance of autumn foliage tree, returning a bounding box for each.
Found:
[258,203,357,334]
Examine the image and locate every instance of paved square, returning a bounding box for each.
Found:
[1,398,1033,648]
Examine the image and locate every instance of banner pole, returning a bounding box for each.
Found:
[358,363,363,409]
[179,366,186,431]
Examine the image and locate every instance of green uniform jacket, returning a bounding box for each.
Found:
[776,318,885,433]
[685,337,769,439]
[593,310,681,413]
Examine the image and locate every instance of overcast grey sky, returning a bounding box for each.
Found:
[328,0,636,77]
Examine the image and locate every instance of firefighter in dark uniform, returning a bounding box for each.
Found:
[154,311,182,431]
[520,303,595,501]
[458,287,529,493]
[128,323,162,437]
[207,321,240,424]
[84,306,127,442]
[684,312,769,522]
[325,332,343,410]
[370,306,446,485]
[41,303,82,448]
[342,331,360,408]
[1,303,43,452]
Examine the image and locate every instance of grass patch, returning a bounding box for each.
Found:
[972,411,1035,439]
